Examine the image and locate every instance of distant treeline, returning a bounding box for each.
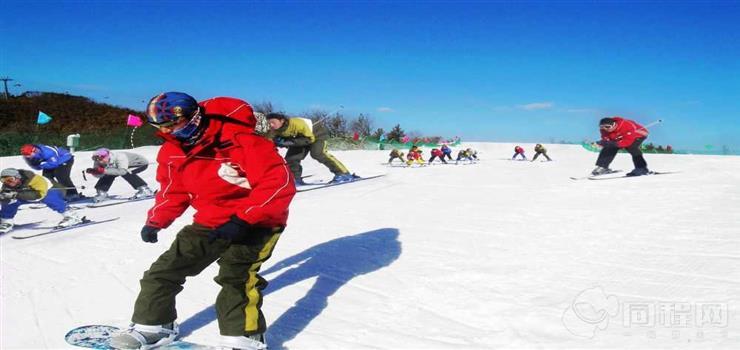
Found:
[0,92,450,156]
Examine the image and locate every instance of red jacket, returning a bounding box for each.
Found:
[431,149,443,157]
[600,116,649,148]
[514,146,524,153]
[146,97,296,230]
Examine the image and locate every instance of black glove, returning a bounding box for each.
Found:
[208,215,273,244]
[140,225,161,243]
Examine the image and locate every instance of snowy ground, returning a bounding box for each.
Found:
[1,142,739,349]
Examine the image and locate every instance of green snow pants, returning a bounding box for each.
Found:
[284,138,349,178]
[131,223,282,336]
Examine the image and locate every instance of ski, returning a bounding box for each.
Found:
[569,170,622,181]
[71,195,155,209]
[297,174,385,193]
[24,195,122,210]
[587,171,679,180]
[65,325,223,349]
[11,217,120,239]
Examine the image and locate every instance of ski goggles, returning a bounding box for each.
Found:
[150,111,203,140]
[600,124,616,131]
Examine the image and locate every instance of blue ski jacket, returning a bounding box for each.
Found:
[23,144,74,170]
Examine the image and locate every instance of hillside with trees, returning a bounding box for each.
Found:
[0,91,455,156]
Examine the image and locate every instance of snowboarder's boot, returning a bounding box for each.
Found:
[220,334,267,350]
[109,322,179,349]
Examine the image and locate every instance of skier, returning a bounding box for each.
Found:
[388,149,405,164]
[592,116,650,176]
[406,145,425,166]
[20,143,82,200]
[265,112,354,186]
[440,144,453,161]
[466,148,479,160]
[109,92,296,350]
[531,144,552,162]
[512,146,527,160]
[455,149,474,164]
[0,168,84,234]
[85,148,154,202]
[428,148,448,164]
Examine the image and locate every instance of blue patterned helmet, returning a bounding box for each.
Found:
[146,92,199,126]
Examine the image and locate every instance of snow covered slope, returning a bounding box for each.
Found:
[1,142,739,349]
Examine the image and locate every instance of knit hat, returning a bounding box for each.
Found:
[1,168,21,179]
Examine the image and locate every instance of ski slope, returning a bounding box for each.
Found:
[1,142,739,349]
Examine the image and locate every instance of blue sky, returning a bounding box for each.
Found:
[2,1,738,151]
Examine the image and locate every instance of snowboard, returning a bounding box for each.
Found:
[65,325,220,349]
[11,217,120,239]
[297,174,385,193]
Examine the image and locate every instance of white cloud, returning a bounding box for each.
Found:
[377,107,394,113]
[518,102,554,111]
[565,108,599,113]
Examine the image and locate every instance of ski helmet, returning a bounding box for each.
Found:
[20,144,36,157]
[1,168,21,179]
[146,92,200,127]
[92,148,110,161]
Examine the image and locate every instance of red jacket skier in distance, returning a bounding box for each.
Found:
[146,97,296,230]
[600,116,649,148]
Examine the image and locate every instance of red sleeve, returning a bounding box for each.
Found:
[146,144,192,228]
[615,120,649,148]
[232,134,296,227]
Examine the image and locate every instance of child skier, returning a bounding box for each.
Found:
[512,146,527,160]
[388,149,405,164]
[440,144,453,161]
[0,168,84,234]
[406,146,425,166]
[20,143,82,200]
[456,149,474,164]
[428,148,448,164]
[592,116,650,176]
[532,144,552,162]
[85,148,154,202]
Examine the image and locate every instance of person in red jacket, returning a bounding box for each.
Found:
[512,146,527,160]
[593,116,650,176]
[428,148,447,164]
[110,92,296,350]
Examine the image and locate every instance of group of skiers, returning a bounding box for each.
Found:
[511,144,553,161]
[388,144,480,166]
[1,87,655,350]
[0,144,156,234]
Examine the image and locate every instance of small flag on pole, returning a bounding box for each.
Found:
[127,114,144,127]
[37,111,53,125]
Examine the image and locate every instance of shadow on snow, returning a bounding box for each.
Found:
[178,228,402,349]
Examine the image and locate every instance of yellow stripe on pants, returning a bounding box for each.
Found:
[244,233,281,331]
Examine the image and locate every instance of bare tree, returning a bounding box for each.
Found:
[349,113,372,136]
[252,101,277,114]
